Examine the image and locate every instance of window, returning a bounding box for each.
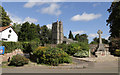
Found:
[9,30,12,33]
[2,38,7,41]
[8,34,11,38]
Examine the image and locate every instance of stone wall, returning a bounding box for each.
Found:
[0,49,23,62]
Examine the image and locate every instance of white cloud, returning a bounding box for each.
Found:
[24,1,62,16]
[71,12,102,21]
[73,30,86,35]
[7,11,38,24]
[24,2,45,8]
[24,17,38,23]
[40,3,61,16]
[88,33,98,38]
[7,11,23,24]
[46,24,52,29]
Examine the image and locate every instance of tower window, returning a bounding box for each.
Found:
[8,34,11,38]
[9,30,12,33]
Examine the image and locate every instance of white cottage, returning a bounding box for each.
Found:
[0,25,18,42]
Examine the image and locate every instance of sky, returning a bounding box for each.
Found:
[1,2,112,43]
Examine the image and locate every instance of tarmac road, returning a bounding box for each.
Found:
[1,57,118,73]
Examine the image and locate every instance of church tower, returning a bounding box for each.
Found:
[52,19,63,44]
[59,20,63,44]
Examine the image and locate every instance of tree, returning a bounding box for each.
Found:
[79,34,88,43]
[29,23,38,41]
[74,34,88,43]
[106,2,120,51]
[18,22,41,42]
[40,25,52,45]
[68,30,74,39]
[0,6,11,27]
[74,34,79,41]
[107,2,120,38]
[36,24,41,36]
[18,22,31,41]
[12,23,21,35]
[90,37,109,44]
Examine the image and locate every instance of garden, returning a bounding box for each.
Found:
[2,41,89,67]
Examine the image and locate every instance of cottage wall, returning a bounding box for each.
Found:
[0,27,18,42]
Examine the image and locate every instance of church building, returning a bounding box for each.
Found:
[52,19,77,44]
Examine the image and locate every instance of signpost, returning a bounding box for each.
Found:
[0,46,5,55]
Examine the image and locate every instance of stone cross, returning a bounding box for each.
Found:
[97,30,103,44]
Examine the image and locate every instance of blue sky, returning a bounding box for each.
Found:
[2,2,112,43]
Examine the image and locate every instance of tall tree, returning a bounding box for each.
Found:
[106,2,120,51]
[18,22,31,41]
[0,6,11,27]
[107,2,120,38]
[74,34,79,41]
[79,34,88,43]
[74,34,88,43]
[28,23,38,41]
[68,30,74,39]
[12,23,21,35]
[40,25,51,45]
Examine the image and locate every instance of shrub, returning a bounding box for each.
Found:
[73,50,89,58]
[33,47,71,66]
[2,42,23,53]
[22,42,40,54]
[57,44,68,52]
[114,49,120,56]
[77,42,89,51]
[67,43,81,55]
[9,55,29,66]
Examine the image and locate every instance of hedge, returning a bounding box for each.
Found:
[2,42,40,53]
[2,42,23,53]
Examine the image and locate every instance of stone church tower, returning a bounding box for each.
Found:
[52,19,63,44]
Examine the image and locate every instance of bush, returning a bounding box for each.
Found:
[114,49,120,56]
[33,47,72,66]
[57,44,68,52]
[77,42,89,51]
[9,55,29,66]
[22,42,40,54]
[67,43,81,55]
[2,42,23,53]
[73,50,89,58]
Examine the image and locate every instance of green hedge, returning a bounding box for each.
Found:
[33,47,72,66]
[2,42,23,53]
[2,42,40,53]
[9,55,29,66]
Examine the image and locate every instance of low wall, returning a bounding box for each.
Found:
[0,49,23,62]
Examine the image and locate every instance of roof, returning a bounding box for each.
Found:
[0,24,12,32]
[63,38,78,43]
